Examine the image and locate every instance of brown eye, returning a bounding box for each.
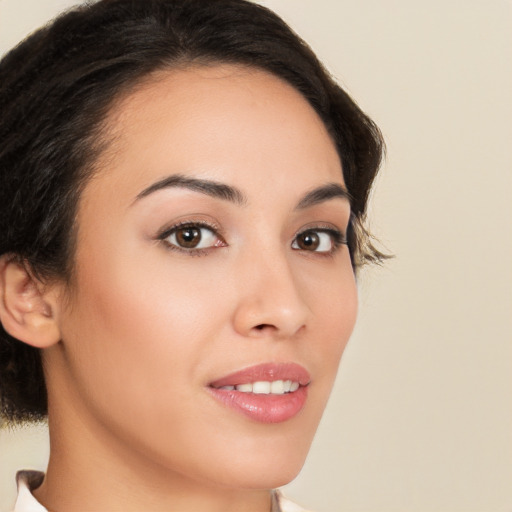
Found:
[292,228,343,253]
[163,223,220,251]
[295,231,320,251]
[175,226,202,248]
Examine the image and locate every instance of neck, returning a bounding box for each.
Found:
[34,359,272,512]
[35,414,272,512]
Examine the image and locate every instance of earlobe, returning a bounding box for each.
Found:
[0,256,61,348]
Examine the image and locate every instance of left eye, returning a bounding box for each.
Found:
[291,229,338,252]
[165,224,219,250]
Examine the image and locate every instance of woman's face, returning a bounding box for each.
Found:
[51,64,357,489]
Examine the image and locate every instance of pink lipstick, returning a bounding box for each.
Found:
[207,363,310,423]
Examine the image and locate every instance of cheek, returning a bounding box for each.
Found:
[304,252,358,343]
[56,251,238,485]
[303,257,358,397]
[328,270,358,356]
[59,244,223,426]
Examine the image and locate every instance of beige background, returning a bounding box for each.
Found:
[1,0,511,511]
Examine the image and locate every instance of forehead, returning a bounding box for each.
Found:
[85,64,344,209]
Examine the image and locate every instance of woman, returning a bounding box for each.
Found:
[0,0,385,510]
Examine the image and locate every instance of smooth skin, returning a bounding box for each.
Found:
[0,64,357,511]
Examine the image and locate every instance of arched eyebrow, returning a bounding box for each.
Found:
[294,183,352,210]
[133,174,351,209]
[133,174,247,206]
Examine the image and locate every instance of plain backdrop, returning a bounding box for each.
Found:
[1,1,511,511]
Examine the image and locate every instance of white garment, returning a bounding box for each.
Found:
[13,472,46,512]
[13,470,312,512]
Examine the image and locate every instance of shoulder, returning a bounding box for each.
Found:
[12,471,47,512]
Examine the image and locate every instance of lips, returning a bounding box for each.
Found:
[207,363,310,423]
[209,362,310,388]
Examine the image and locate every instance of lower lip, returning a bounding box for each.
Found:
[207,386,308,423]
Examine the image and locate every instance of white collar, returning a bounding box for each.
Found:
[13,471,47,512]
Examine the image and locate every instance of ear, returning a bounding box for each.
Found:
[0,255,62,348]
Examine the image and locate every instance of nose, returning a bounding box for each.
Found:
[231,250,310,339]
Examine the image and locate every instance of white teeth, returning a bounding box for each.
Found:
[270,380,285,395]
[236,383,253,393]
[253,381,271,394]
[229,380,300,395]
[219,385,235,391]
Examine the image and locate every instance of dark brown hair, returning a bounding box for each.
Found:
[0,0,385,424]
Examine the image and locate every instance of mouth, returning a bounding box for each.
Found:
[215,379,301,394]
[207,363,310,424]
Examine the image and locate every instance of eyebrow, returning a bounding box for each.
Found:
[295,182,352,210]
[134,174,247,206]
[133,174,351,209]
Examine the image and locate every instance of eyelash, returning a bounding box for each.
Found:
[292,226,347,258]
[157,221,347,257]
[157,220,225,257]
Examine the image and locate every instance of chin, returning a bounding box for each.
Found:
[206,438,312,491]
[220,461,306,491]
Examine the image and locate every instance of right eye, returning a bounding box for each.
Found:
[160,223,225,252]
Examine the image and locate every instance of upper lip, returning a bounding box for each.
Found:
[209,362,311,388]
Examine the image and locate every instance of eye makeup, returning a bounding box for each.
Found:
[156,215,347,259]
[292,226,347,255]
[157,219,227,256]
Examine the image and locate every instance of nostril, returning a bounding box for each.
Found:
[254,324,272,331]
